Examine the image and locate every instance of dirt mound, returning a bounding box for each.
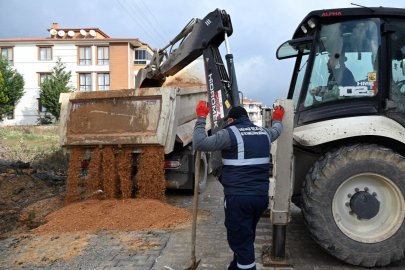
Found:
[34,199,190,233]
[0,174,51,207]
[0,172,65,238]
[136,147,166,201]
[20,197,64,226]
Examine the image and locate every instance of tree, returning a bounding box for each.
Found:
[39,56,75,122]
[0,55,25,120]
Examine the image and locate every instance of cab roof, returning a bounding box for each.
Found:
[293,7,405,39]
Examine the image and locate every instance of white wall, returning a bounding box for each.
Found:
[243,103,262,127]
[1,42,111,125]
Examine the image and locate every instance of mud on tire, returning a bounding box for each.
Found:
[301,144,405,267]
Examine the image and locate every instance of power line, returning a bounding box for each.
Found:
[116,0,161,48]
[128,0,167,46]
[122,0,164,47]
[124,0,164,47]
[139,0,171,40]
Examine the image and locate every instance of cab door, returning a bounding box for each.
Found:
[388,19,405,127]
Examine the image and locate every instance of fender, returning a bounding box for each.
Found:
[293,116,405,146]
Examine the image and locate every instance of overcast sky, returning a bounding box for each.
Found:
[0,0,403,106]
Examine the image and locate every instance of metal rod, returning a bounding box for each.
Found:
[272,225,286,259]
[224,33,231,54]
[239,91,244,105]
[191,151,201,264]
[350,3,375,12]
[225,54,240,106]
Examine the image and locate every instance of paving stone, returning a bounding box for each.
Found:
[153,175,405,270]
[0,229,169,270]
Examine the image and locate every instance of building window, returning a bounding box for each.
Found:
[38,73,52,86]
[78,47,92,65]
[134,49,151,65]
[249,104,254,109]
[97,47,109,65]
[98,73,110,90]
[37,98,46,112]
[39,47,52,60]
[1,48,13,65]
[79,73,92,91]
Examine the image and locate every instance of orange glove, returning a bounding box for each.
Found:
[196,100,210,118]
[273,105,285,121]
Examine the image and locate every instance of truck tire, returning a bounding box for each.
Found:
[194,152,208,193]
[301,144,405,267]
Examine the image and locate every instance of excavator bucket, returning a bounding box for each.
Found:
[135,68,165,89]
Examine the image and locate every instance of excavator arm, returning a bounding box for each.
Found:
[135,8,240,136]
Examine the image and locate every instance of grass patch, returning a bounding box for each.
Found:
[0,125,69,175]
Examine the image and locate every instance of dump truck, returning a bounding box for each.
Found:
[59,59,211,192]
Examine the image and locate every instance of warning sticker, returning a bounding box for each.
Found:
[214,91,224,120]
[368,72,377,82]
[225,100,231,109]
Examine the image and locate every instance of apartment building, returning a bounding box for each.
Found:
[0,23,153,125]
[241,98,263,127]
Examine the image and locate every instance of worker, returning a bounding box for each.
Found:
[308,53,356,105]
[193,102,284,270]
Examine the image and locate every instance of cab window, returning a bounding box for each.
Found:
[303,19,380,107]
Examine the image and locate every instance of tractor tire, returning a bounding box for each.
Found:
[301,144,405,267]
[194,151,208,193]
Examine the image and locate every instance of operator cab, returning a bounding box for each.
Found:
[277,7,405,127]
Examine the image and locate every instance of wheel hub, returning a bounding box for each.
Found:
[350,191,380,219]
[332,173,405,243]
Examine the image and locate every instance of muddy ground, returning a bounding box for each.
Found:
[0,160,66,239]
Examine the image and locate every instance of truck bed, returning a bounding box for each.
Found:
[59,85,209,154]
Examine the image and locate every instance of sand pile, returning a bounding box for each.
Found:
[34,199,190,233]
[136,147,166,201]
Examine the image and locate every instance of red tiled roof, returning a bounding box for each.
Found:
[241,98,262,104]
[0,37,151,50]
[0,37,143,43]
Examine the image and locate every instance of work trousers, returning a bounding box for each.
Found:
[224,195,268,270]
